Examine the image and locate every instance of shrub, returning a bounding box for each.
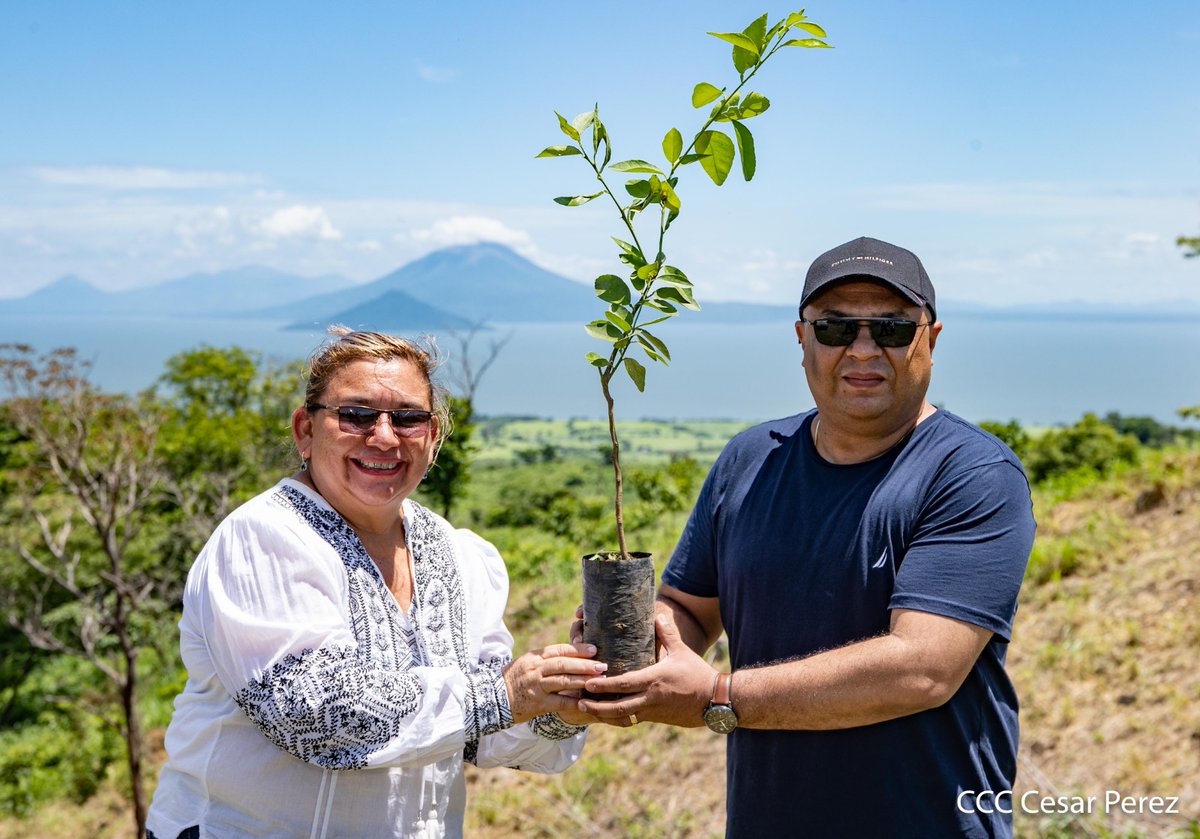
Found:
[1021,414,1140,484]
[0,712,120,817]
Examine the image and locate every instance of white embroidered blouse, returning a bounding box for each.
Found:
[147,478,587,839]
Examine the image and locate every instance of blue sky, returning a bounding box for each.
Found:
[2,1,1198,307]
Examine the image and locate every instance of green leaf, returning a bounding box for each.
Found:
[646,298,679,314]
[640,315,674,328]
[536,145,582,158]
[598,122,611,168]
[585,351,608,368]
[625,179,651,199]
[744,13,769,51]
[708,31,760,55]
[554,191,604,206]
[737,92,770,119]
[605,310,632,332]
[794,21,828,38]
[613,238,647,268]
[636,262,660,281]
[663,128,683,164]
[585,320,620,342]
[624,357,646,392]
[732,120,756,181]
[783,38,831,49]
[657,265,692,287]
[732,44,758,75]
[612,237,637,255]
[694,130,735,186]
[594,274,631,305]
[661,180,681,211]
[572,110,596,134]
[691,82,722,108]
[591,105,601,155]
[679,152,709,165]
[657,286,700,311]
[637,329,672,362]
[555,112,580,142]
[611,159,665,175]
[631,273,646,292]
[785,11,809,28]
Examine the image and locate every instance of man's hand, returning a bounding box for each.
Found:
[576,613,716,728]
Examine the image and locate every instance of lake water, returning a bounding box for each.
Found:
[0,313,1197,427]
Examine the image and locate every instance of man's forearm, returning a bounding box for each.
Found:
[735,611,991,730]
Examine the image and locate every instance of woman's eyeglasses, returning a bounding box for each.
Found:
[799,317,929,348]
[308,404,435,437]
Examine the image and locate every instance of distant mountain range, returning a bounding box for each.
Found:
[6,244,1198,329]
[3,243,799,330]
[6,265,355,318]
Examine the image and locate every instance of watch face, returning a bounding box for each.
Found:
[704,705,738,734]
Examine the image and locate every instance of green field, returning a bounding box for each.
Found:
[473,417,752,466]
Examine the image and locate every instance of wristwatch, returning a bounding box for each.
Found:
[703,672,738,733]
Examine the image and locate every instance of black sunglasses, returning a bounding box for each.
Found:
[309,404,435,437]
[799,317,929,348]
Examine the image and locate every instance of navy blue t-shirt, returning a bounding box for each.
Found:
[662,410,1035,838]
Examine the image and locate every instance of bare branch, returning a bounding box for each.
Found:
[445,321,513,402]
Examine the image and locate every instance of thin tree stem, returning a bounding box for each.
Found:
[600,373,629,559]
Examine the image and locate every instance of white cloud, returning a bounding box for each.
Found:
[258,205,342,241]
[409,216,534,253]
[417,63,457,84]
[31,166,265,191]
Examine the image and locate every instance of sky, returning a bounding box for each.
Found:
[2,0,1198,308]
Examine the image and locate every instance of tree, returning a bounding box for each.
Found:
[0,344,178,838]
[538,9,830,557]
[1178,233,1199,258]
[1179,224,1199,415]
[153,345,305,559]
[1020,413,1140,484]
[421,324,511,518]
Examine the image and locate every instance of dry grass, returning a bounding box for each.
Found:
[1009,454,1200,838]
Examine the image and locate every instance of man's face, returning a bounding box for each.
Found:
[796,281,942,432]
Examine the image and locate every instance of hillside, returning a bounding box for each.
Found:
[1,443,1195,839]
[473,450,1200,838]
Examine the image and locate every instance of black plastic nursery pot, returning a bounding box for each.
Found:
[580,551,656,698]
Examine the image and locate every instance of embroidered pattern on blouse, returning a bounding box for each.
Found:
[231,485,512,769]
[530,714,589,741]
[236,644,423,769]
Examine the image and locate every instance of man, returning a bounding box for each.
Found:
[577,236,1036,837]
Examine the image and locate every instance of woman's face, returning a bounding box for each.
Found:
[291,358,437,530]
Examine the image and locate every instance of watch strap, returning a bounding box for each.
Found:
[712,672,733,707]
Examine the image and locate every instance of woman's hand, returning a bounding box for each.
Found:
[503,643,607,724]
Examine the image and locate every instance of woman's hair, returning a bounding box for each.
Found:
[303,326,452,456]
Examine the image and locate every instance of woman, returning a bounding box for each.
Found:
[147,329,598,839]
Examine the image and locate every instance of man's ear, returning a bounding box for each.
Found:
[928,321,943,354]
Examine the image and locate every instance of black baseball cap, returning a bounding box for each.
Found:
[799,236,936,320]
